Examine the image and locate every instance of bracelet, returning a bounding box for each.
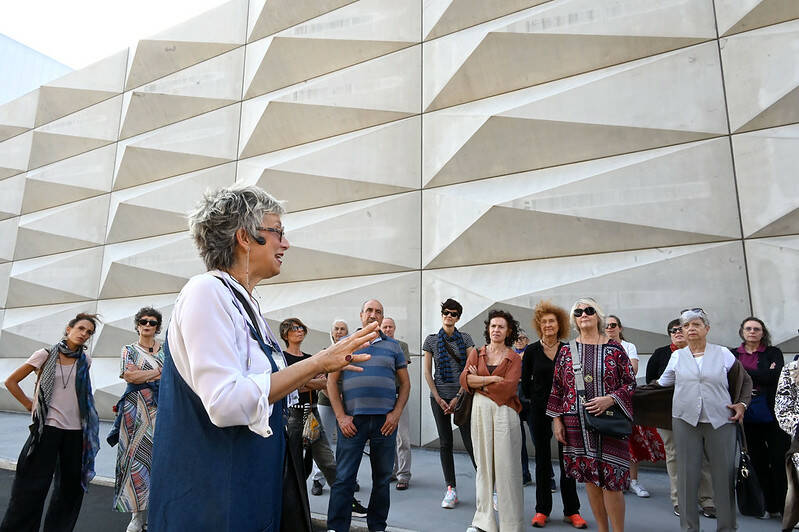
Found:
[738,402,747,410]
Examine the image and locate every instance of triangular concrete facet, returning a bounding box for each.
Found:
[120,92,236,139]
[425,0,548,41]
[429,117,718,187]
[21,180,106,215]
[0,126,29,143]
[6,277,94,308]
[427,33,707,112]
[246,37,413,98]
[248,0,357,42]
[99,262,192,299]
[240,101,413,158]
[125,40,239,91]
[426,206,733,269]
[256,169,414,212]
[114,146,231,190]
[34,86,117,128]
[28,131,112,171]
[748,207,799,238]
[722,0,799,36]
[105,203,191,244]
[13,228,99,262]
[735,85,799,133]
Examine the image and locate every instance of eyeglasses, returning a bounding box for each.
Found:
[256,226,285,241]
[290,325,306,332]
[668,327,683,335]
[442,310,460,318]
[680,307,704,315]
[605,323,618,329]
[743,326,762,332]
[573,307,596,318]
[138,319,159,327]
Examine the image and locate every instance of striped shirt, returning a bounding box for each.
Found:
[341,332,407,415]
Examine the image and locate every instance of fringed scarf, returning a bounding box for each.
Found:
[436,328,467,382]
[30,341,100,491]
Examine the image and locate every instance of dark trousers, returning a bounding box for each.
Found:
[0,426,84,532]
[429,396,476,487]
[745,420,790,514]
[327,414,396,532]
[529,406,580,517]
[520,408,531,482]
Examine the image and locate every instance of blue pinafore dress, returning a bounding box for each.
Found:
[148,284,286,531]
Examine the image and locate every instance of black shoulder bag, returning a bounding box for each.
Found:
[736,423,766,517]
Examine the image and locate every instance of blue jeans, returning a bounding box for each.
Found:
[327,414,396,532]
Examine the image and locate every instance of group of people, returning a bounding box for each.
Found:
[0,183,797,532]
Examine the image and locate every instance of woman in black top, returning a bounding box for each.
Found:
[522,301,586,529]
[730,316,790,518]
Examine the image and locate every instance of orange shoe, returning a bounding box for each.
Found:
[531,513,548,528]
[564,513,588,529]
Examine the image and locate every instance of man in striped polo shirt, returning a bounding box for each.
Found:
[326,299,410,532]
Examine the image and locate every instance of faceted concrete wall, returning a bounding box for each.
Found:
[0,0,798,448]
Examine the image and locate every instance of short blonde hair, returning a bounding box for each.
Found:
[569,297,606,335]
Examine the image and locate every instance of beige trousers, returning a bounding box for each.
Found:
[659,428,714,508]
[470,393,524,532]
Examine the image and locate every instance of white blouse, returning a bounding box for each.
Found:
[620,340,638,360]
[167,270,293,438]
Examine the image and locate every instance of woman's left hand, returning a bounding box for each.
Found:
[316,322,379,373]
[584,395,615,415]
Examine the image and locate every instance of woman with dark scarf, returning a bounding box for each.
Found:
[108,307,164,532]
[422,298,477,510]
[1,312,101,532]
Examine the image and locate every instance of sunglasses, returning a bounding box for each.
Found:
[290,325,306,332]
[605,323,618,329]
[573,307,596,318]
[669,327,683,334]
[138,319,159,327]
[442,310,460,318]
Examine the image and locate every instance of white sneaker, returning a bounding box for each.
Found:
[126,512,146,532]
[629,480,650,498]
[441,486,458,509]
[492,491,498,511]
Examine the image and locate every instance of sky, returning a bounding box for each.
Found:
[0,0,230,69]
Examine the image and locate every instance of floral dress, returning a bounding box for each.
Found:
[776,359,799,474]
[112,344,164,512]
[546,341,636,491]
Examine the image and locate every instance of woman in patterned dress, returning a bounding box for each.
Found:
[112,307,164,532]
[775,356,799,530]
[604,315,665,498]
[547,298,636,532]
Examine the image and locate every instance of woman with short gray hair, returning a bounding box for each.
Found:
[657,308,752,532]
[147,185,379,532]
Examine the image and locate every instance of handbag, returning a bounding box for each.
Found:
[570,340,632,439]
[743,392,774,423]
[736,423,766,517]
[301,404,321,449]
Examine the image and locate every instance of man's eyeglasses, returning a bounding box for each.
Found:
[573,307,596,318]
[138,319,159,327]
[605,323,618,329]
[669,327,683,335]
[256,226,285,241]
[442,310,460,318]
[680,307,704,315]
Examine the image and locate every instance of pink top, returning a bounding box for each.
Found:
[26,348,92,430]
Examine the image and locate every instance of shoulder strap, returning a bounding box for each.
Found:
[570,340,585,399]
[441,338,463,365]
[213,275,266,346]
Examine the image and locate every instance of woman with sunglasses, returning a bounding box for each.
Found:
[605,315,665,500]
[423,298,477,509]
[730,316,789,520]
[147,185,378,532]
[0,313,100,532]
[110,307,164,532]
[547,298,636,532]
[657,308,752,532]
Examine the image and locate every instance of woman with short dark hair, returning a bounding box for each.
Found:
[1,313,101,532]
[461,309,524,532]
[731,316,789,519]
[111,307,164,532]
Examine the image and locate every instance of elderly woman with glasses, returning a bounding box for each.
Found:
[730,316,790,520]
[147,185,378,532]
[547,298,636,532]
[657,308,752,532]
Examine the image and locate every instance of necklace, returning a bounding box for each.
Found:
[59,359,76,389]
[138,340,156,353]
[541,338,558,349]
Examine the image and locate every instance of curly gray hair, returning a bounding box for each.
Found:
[188,185,285,271]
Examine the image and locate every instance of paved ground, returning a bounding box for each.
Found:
[0,412,774,531]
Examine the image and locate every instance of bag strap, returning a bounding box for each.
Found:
[441,337,464,366]
[570,340,585,400]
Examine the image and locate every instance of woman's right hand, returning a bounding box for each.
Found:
[553,416,566,444]
[316,322,379,373]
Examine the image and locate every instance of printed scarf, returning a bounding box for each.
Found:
[31,341,100,491]
[436,328,467,383]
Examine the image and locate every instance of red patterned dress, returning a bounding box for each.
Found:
[546,341,636,491]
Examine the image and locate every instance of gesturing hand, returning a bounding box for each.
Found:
[318,322,379,373]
